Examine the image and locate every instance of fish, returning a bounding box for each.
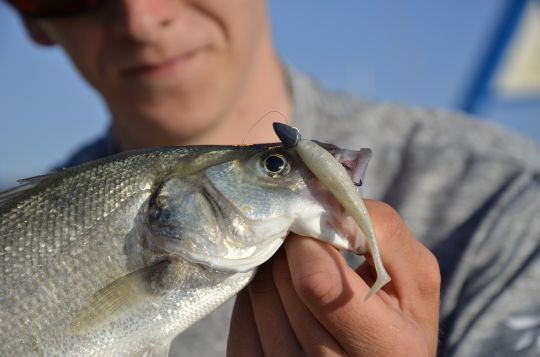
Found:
[0,139,385,356]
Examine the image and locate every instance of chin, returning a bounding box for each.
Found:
[110,67,241,144]
[134,105,225,143]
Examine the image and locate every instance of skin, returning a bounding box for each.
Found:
[20,0,441,355]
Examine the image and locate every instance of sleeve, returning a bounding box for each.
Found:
[438,170,540,357]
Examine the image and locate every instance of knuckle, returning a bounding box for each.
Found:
[374,200,399,219]
[372,201,405,240]
[294,269,339,306]
[371,201,403,233]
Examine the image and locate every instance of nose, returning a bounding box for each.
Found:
[109,0,176,42]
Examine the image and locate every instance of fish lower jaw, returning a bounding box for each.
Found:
[159,234,287,273]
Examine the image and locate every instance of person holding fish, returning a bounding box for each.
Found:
[3,0,540,356]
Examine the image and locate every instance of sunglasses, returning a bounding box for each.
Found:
[6,0,107,18]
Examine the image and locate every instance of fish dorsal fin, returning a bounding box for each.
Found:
[16,173,52,185]
[0,173,55,207]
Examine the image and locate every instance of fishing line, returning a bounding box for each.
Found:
[241,110,288,146]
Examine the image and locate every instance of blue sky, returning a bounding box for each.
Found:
[0,0,538,188]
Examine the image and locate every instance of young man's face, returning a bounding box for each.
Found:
[25,0,269,141]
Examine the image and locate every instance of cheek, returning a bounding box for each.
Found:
[193,0,268,59]
[42,21,106,89]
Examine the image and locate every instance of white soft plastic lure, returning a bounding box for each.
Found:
[273,122,391,299]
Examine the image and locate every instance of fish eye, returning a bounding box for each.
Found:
[261,153,290,177]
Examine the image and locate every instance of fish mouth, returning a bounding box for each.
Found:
[330,147,373,252]
[287,144,373,254]
[318,143,372,189]
[335,148,372,187]
[313,140,373,187]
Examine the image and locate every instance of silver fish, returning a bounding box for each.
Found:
[0,142,375,356]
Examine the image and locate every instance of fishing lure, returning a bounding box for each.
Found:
[273,122,391,300]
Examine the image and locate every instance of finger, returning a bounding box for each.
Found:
[248,252,303,356]
[227,290,264,357]
[272,249,346,356]
[364,200,440,338]
[285,235,403,356]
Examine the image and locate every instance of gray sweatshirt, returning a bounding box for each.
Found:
[63,71,540,356]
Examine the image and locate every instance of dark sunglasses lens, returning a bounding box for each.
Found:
[7,0,105,18]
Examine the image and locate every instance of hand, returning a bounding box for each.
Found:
[227,200,440,356]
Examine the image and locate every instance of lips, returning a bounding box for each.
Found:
[121,48,202,79]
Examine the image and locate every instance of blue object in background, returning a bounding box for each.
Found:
[460,0,529,114]
[459,0,539,136]
[0,0,538,189]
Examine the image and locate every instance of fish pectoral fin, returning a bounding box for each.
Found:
[139,342,172,357]
[69,261,169,334]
